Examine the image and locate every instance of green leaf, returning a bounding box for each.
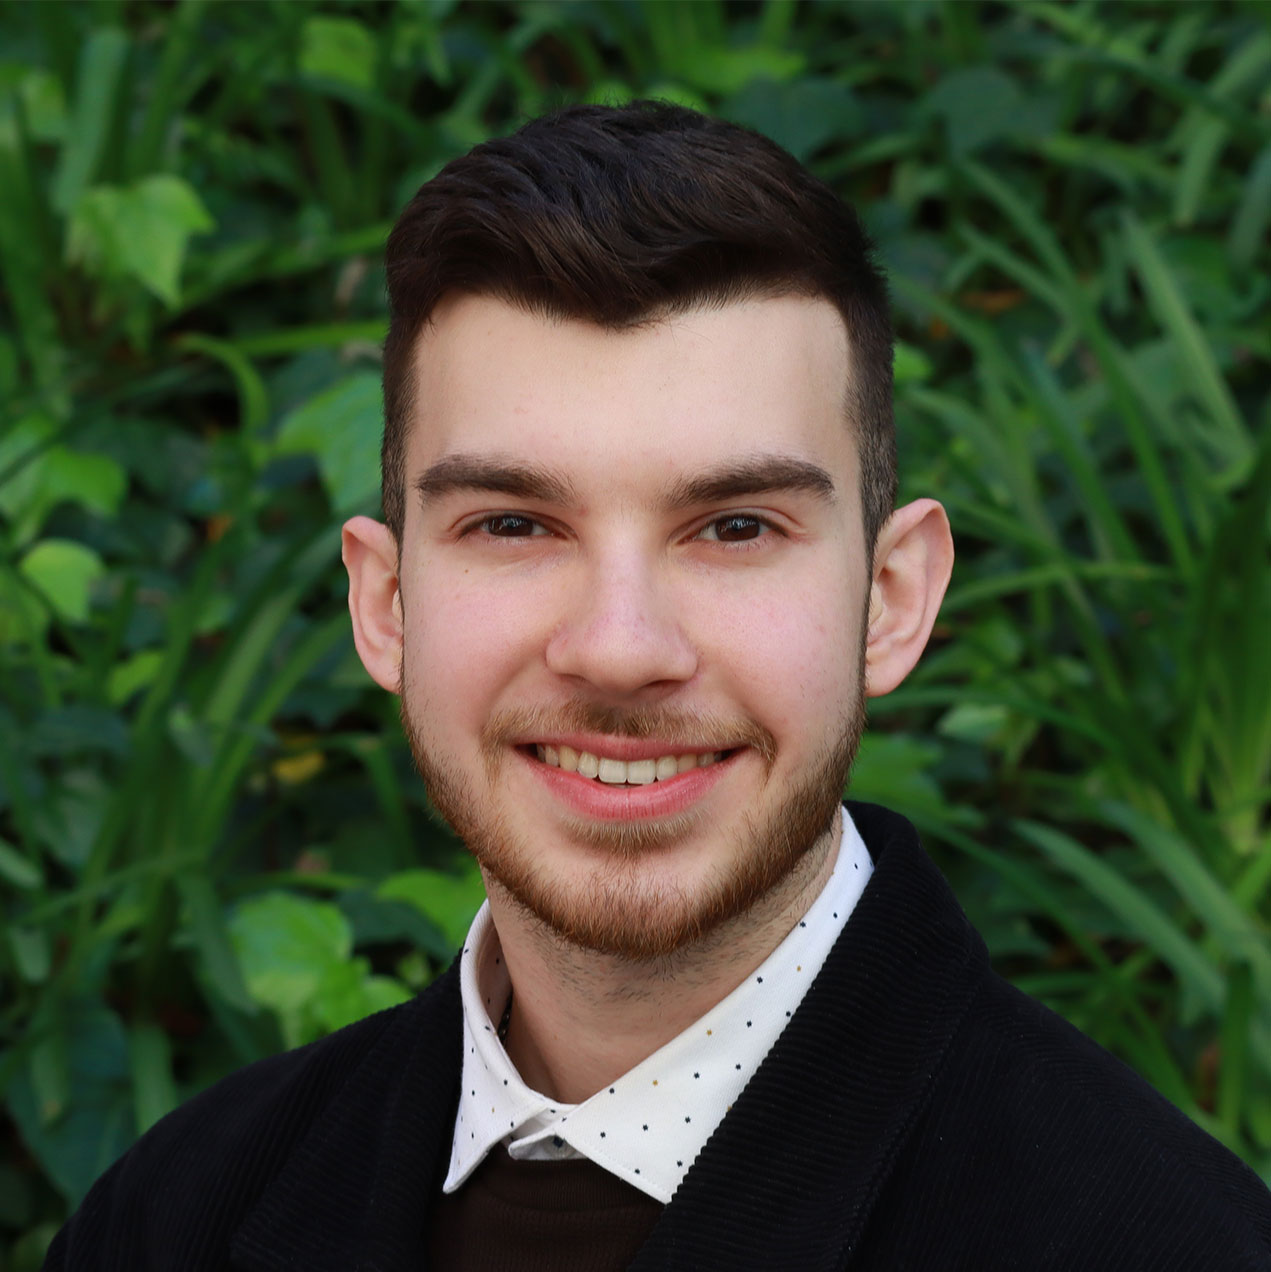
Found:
[299,16,377,90]
[0,414,127,544]
[67,175,215,306]
[228,892,352,1014]
[725,77,862,161]
[275,372,383,513]
[848,733,971,838]
[378,862,487,952]
[8,926,51,983]
[177,874,257,1016]
[107,649,164,706]
[0,837,41,890]
[32,769,112,872]
[6,1004,133,1206]
[312,960,410,1036]
[127,1020,176,1135]
[1229,143,1271,272]
[18,67,67,144]
[894,341,933,387]
[926,67,1024,157]
[52,27,129,215]
[17,539,104,624]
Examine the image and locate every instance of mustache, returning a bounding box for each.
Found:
[480,703,777,765]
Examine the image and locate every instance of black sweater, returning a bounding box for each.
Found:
[45,803,1271,1270]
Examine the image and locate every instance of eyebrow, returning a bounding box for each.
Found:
[414,455,578,505]
[662,456,837,509]
[413,452,837,509]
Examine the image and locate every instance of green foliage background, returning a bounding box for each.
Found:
[1,0,1269,1262]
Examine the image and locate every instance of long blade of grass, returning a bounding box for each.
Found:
[0,94,63,401]
[957,160,1199,575]
[1172,32,1271,227]
[1120,210,1251,473]
[1220,962,1254,1141]
[127,1019,177,1135]
[52,27,130,214]
[939,822,1194,1107]
[1229,143,1271,271]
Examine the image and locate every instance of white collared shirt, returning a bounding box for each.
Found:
[443,810,873,1205]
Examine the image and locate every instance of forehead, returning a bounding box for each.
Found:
[405,294,856,491]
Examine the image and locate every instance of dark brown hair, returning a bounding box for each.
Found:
[382,100,896,547]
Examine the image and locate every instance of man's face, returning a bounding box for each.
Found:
[395,294,872,959]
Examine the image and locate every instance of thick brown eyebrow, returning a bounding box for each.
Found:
[662,456,837,509]
[414,455,578,505]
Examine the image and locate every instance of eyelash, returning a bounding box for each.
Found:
[461,512,781,548]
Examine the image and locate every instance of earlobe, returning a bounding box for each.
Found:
[864,499,954,699]
[342,516,405,694]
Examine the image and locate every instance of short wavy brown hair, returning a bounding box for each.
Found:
[382,101,896,549]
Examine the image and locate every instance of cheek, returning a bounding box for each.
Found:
[401,575,551,721]
[702,578,861,727]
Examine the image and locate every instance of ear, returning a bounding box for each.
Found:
[864,498,953,698]
[342,515,403,694]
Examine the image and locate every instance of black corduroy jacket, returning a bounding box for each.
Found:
[45,803,1271,1270]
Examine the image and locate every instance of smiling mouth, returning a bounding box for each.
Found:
[530,744,736,786]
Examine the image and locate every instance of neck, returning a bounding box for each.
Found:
[484,814,840,1104]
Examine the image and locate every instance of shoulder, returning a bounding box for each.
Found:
[882,966,1271,1268]
[44,969,461,1271]
[840,802,1271,1267]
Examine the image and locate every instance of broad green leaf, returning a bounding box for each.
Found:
[925,67,1024,157]
[275,372,383,513]
[6,1004,133,1206]
[17,540,104,624]
[313,959,410,1036]
[228,892,352,1014]
[725,77,862,161]
[67,175,215,306]
[893,342,933,386]
[0,414,127,544]
[379,863,487,952]
[299,16,377,89]
[8,926,50,983]
[676,46,804,97]
[31,769,111,872]
[107,649,164,705]
[0,838,40,889]
[847,733,972,838]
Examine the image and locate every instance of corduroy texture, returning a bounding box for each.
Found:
[429,1150,662,1271]
[44,803,1271,1271]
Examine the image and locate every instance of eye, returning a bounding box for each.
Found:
[474,514,548,538]
[695,514,773,544]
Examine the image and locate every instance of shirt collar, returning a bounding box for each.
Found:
[445,809,873,1203]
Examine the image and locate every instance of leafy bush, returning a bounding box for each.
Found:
[1,1,1268,1263]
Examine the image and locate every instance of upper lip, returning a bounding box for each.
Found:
[517,733,735,762]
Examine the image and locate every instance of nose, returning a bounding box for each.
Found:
[544,552,698,697]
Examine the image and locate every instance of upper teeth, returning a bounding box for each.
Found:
[535,744,721,785]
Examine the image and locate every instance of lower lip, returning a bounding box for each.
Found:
[522,750,737,820]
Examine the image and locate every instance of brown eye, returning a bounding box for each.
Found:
[702,515,765,543]
[482,514,541,537]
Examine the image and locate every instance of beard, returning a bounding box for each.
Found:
[401,674,866,963]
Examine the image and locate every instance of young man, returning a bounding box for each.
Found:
[48,103,1271,1271]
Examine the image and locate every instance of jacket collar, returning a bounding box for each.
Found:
[630,801,984,1270]
[231,803,984,1271]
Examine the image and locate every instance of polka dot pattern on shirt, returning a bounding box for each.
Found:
[443,813,876,1206]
